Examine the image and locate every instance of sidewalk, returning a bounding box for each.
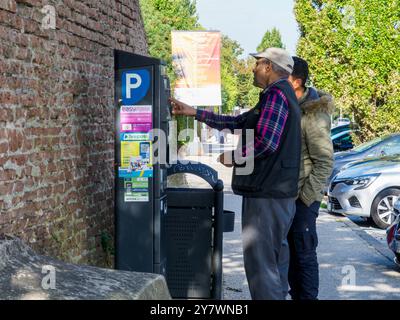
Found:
[222,194,250,300]
[317,210,400,300]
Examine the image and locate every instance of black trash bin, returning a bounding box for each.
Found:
[165,162,234,299]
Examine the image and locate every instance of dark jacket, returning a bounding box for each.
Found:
[231,80,302,198]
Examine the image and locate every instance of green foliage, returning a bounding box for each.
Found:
[257,27,286,51]
[139,0,200,84]
[295,0,400,142]
[236,57,261,108]
[139,0,199,136]
[220,37,262,112]
[220,36,241,113]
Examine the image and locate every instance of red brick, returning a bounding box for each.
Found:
[0,142,8,154]
[0,182,14,195]
[0,0,16,13]
[7,130,24,152]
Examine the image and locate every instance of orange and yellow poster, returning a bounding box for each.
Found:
[171,31,222,106]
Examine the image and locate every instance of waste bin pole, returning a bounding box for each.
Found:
[212,179,224,300]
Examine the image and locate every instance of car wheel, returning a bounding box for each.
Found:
[371,188,400,229]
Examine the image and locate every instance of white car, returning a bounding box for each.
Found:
[328,156,400,229]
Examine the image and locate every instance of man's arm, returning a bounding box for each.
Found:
[169,97,249,131]
[195,109,249,131]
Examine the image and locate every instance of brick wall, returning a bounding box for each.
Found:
[0,0,148,266]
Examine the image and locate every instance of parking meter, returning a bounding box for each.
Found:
[114,50,170,275]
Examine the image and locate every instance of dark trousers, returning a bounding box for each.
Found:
[288,199,320,300]
[242,197,296,300]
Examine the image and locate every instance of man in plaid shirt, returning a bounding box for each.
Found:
[170,48,301,300]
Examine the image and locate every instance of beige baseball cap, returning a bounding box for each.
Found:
[250,47,294,74]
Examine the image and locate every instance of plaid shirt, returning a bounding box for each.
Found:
[196,79,289,158]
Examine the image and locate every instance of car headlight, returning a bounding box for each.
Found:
[341,173,380,190]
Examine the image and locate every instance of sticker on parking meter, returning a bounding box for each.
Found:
[120,105,152,133]
[119,167,153,178]
[119,141,153,178]
[122,70,150,105]
[120,133,151,141]
[123,178,149,202]
[124,177,149,190]
[124,191,149,202]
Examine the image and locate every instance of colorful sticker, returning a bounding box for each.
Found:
[119,168,153,178]
[121,141,152,167]
[124,191,149,202]
[123,178,149,202]
[124,177,148,189]
[120,105,152,133]
[121,133,151,141]
[121,105,152,114]
[119,141,153,178]
[121,123,152,133]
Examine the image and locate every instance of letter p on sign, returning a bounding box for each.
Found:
[121,69,150,105]
[126,74,142,98]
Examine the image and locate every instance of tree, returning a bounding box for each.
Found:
[221,37,261,113]
[220,36,241,114]
[139,0,200,84]
[139,0,201,136]
[295,0,400,142]
[257,27,286,51]
[235,57,260,108]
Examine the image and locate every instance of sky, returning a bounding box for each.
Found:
[196,0,300,56]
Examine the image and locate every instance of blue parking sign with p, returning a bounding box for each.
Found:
[122,69,150,105]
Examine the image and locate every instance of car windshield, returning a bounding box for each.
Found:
[331,125,349,136]
[331,130,350,140]
[352,136,387,152]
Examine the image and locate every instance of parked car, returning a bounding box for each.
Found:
[387,200,400,267]
[329,133,400,184]
[332,130,354,152]
[332,117,351,127]
[328,156,400,229]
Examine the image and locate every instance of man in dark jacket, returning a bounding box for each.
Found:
[287,56,334,300]
[170,48,302,299]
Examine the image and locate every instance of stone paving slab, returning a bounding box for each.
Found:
[0,237,171,300]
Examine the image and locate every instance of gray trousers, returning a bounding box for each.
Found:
[242,197,296,300]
